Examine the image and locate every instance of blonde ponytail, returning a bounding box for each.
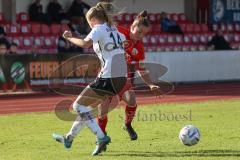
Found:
[86,2,113,26]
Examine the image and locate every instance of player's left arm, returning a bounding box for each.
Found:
[132,43,157,89]
[138,67,163,98]
[137,66,159,90]
[136,43,161,92]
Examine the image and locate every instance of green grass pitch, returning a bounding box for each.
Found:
[0,100,240,160]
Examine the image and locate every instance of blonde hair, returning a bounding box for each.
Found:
[131,10,151,28]
[86,2,113,26]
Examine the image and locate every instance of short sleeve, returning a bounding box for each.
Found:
[84,26,102,43]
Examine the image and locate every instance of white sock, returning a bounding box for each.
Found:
[84,112,105,139]
[71,102,105,139]
[66,116,85,140]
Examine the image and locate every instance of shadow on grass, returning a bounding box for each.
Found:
[105,150,240,157]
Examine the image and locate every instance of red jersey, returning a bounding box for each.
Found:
[117,26,145,64]
[117,26,146,97]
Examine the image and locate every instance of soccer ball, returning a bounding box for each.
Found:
[179,125,200,146]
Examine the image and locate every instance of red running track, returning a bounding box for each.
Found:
[1,83,240,115]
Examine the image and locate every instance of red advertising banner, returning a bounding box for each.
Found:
[0,54,100,92]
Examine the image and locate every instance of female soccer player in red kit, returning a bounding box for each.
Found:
[97,10,160,141]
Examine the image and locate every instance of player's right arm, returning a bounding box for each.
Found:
[63,31,93,48]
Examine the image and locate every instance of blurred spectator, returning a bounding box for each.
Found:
[28,0,43,22]
[28,0,50,23]
[0,43,8,55]
[160,12,183,35]
[68,0,91,19]
[47,0,67,23]
[207,31,232,50]
[0,42,8,92]
[31,45,40,55]
[68,0,90,33]
[9,43,18,54]
[0,26,10,49]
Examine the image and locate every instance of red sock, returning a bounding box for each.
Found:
[2,83,8,92]
[125,105,137,125]
[97,116,108,134]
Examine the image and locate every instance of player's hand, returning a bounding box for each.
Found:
[63,31,72,40]
[149,84,164,98]
[149,84,158,90]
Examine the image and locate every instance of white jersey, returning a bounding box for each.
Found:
[85,23,127,78]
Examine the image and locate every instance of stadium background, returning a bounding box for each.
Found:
[0,0,240,92]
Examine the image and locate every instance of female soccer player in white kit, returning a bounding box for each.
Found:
[53,2,127,156]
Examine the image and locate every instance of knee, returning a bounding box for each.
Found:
[72,101,91,113]
[128,99,137,107]
[125,97,136,107]
[98,114,108,120]
[72,101,79,112]
[125,92,136,107]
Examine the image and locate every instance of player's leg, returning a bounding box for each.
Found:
[122,90,138,140]
[97,116,108,134]
[53,86,110,156]
[125,64,138,129]
[97,95,121,152]
[97,97,111,134]
[97,95,120,134]
[53,77,125,155]
[91,77,126,155]
[53,115,86,148]
[54,91,104,146]
[71,87,111,156]
[96,98,110,152]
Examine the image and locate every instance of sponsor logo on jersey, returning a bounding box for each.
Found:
[132,48,138,55]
